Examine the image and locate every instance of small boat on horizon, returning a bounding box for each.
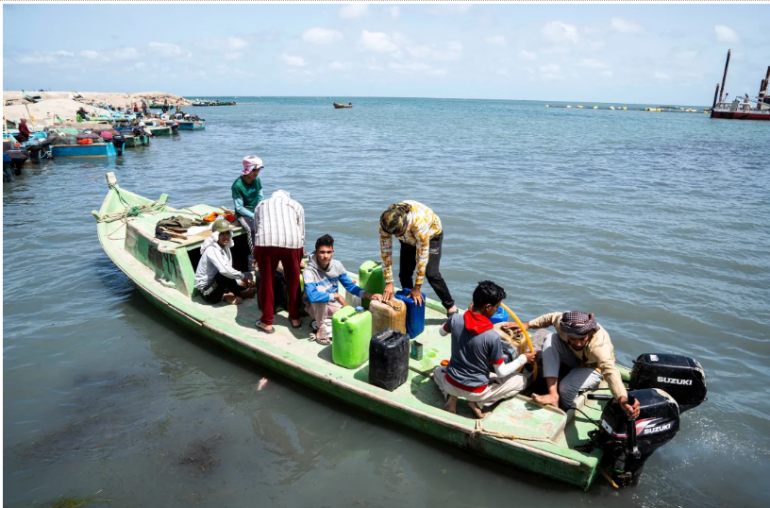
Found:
[334,102,353,109]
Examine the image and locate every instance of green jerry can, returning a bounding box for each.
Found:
[358,260,385,310]
[332,306,372,369]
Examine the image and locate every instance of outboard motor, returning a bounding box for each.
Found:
[112,134,126,155]
[589,354,707,487]
[25,139,42,163]
[590,389,681,487]
[7,148,29,175]
[629,354,707,412]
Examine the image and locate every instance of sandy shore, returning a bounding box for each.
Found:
[3,91,191,129]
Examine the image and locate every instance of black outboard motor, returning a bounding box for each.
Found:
[112,134,126,155]
[589,353,707,487]
[629,354,707,412]
[590,389,681,487]
[7,149,29,175]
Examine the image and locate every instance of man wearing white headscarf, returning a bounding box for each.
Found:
[232,155,264,269]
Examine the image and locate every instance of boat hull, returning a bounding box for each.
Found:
[710,110,770,121]
[177,121,205,130]
[124,135,150,147]
[51,143,117,158]
[147,126,172,136]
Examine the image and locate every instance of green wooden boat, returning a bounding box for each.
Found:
[146,125,172,136]
[94,173,637,490]
[123,134,150,147]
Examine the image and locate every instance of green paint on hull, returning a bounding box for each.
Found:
[94,174,633,490]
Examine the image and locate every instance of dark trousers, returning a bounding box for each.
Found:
[255,246,303,325]
[202,272,243,304]
[398,232,454,309]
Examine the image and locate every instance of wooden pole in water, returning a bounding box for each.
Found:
[718,49,731,104]
[712,83,721,109]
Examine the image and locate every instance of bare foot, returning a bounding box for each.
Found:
[443,395,458,414]
[223,294,243,305]
[532,393,559,408]
[468,401,488,419]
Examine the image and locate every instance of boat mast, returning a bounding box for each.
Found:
[757,66,770,110]
[718,49,731,104]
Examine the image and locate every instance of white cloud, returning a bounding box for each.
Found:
[360,30,398,53]
[228,37,249,50]
[81,50,99,59]
[340,4,368,18]
[406,45,432,58]
[540,63,564,79]
[485,36,507,47]
[281,53,306,67]
[390,6,400,19]
[602,70,614,78]
[303,28,343,45]
[519,50,537,61]
[113,47,140,60]
[543,21,578,44]
[388,61,445,75]
[654,71,670,80]
[579,59,607,68]
[148,42,185,58]
[714,25,739,43]
[611,18,643,33]
[17,51,75,64]
[329,61,351,70]
[447,41,463,52]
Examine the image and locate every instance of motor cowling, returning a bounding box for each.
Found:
[590,388,680,487]
[630,354,707,412]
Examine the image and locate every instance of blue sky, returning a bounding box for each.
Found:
[4,4,769,105]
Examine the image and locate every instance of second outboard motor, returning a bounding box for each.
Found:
[589,389,681,487]
[629,354,707,412]
[7,149,28,175]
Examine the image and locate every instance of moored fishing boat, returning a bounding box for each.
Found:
[94,174,707,491]
[333,102,353,109]
[52,142,117,158]
[146,125,172,136]
[177,120,205,130]
[123,134,150,147]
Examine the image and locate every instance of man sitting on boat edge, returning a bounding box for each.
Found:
[303,234,383,345]
[194,220,255,305]
[509,311,640,418]
[434,281,536,419]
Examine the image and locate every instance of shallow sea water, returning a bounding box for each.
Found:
[3,97,769,507]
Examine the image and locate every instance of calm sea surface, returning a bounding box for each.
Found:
[4,97,769,508]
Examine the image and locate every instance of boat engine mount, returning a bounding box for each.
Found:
[588,353,707,487]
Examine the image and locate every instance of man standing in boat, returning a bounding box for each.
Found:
[303,234,383,345]
[253,190,305,334]
[509,311,640,418]
[379,201,458,315]
[232,155,264,270]
[434,281,535,418]
[194,220,255,305]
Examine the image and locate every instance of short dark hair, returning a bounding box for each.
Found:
[472,280,507,308]
[315,234,334,252]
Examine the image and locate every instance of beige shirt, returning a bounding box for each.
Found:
[528,312,628,400]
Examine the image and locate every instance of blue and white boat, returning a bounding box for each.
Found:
[51,143,117,158]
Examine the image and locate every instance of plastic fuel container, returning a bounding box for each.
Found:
[394,288,425,338]
[358,261,385,309]
[369,299,407,335]
[332,306,372,369]
[368,328,410,391]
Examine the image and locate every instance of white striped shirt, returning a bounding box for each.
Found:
[254,191,305,249]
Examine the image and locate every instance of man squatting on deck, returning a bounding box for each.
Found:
[379,201,459,315]
[303,234,383,345]
[232,155,264,270]
[510,311,640,419]
[194,220,255,305]
[433,281,536,419]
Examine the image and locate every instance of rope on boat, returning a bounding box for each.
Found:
[472,420,556,444]
[97,185,167,223]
